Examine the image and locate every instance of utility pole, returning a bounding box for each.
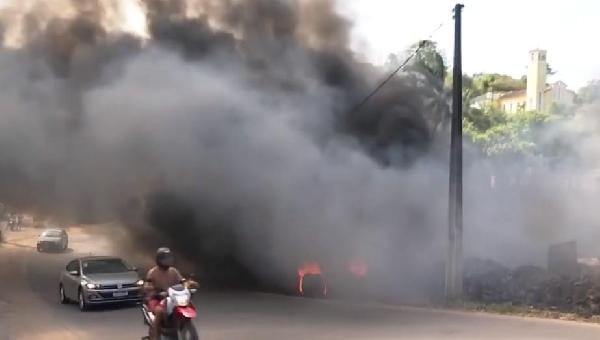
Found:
[446,3,464,301]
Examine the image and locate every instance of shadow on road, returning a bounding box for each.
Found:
[37,247,74,254]
[83,302,141,313]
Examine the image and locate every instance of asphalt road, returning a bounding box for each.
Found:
[2,228,600,340]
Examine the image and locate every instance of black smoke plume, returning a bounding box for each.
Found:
[0,0,450,298]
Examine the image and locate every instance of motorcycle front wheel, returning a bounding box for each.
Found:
[176,320,198,340]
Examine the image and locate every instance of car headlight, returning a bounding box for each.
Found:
[136,279,144,286]
[82,281,99,289]
[173,294,190,306]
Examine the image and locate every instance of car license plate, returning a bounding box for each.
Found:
[113,291,128,297]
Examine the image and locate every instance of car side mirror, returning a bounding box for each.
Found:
[131,266,138,272]
[68,270,80,276]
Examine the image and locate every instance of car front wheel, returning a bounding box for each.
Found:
[78,289,88,312]
[59,285,68,304]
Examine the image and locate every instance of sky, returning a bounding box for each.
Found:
[341,0,600,90]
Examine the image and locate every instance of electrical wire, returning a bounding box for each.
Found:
[348,15,451,114]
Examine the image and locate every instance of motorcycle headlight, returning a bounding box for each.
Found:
[136,279,144,286]
[174,294,190,306]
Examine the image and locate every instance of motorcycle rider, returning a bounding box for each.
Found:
[8,214,15,231]
[144,247,197,340]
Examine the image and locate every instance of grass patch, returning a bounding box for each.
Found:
[448,301,600,324]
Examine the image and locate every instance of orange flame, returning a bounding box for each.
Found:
[297,261,327,296]
[347,259,368,277]
[297,261,322,277]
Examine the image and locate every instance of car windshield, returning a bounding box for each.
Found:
[82,259,131,274]
[42,230,62,237]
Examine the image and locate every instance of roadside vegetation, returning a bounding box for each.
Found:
[396,41,600,161]
[454,301,600,324]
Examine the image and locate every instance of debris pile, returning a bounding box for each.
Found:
[464,241,600,316]
[463,258,513,303]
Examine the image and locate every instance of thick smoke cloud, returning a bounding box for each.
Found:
[18,0,600,301]
[462,91,600,269]
[0,0,451,297]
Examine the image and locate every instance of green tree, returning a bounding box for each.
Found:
[445,72,475,100]
[387,40,446,82]
[464,110,553,157]
[471,73,526,95]
[412,40,446,82]
[464,106,506,131]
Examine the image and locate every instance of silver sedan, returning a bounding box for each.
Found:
[59,256,143,311]
[37,229,68,252]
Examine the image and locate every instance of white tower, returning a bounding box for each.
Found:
[526,49,547,111]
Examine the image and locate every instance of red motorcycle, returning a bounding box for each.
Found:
[142,283,198,340]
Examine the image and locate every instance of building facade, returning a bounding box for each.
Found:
[526,49,547,111]
[472,50,575,114]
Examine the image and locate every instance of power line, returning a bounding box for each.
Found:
[348,16,450,115]
[348,46,422,114]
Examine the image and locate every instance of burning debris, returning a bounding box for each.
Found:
[295,259,370,298]
[297,261,327,297]
[347,259,368,278]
